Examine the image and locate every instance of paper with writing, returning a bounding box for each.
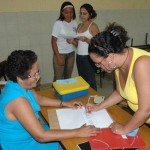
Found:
[56,107,113,129]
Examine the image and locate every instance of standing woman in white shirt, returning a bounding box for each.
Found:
[51,1,77,81]
[76,3,100,90]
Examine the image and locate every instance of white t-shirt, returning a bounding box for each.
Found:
[52,20,77,54]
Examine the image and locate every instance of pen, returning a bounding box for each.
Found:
[87,96,91,105]
[86,95,96,113]
[86,95,95,113]
[86,96,91,113]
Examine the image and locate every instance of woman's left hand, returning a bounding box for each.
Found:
[77,36,87,42]
[66,38,74,44]
[63,101,83,109]
[110,122,126,134]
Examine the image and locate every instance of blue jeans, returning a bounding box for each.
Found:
[76,54,97,90]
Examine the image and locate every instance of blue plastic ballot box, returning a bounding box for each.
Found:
[52,76,90,100]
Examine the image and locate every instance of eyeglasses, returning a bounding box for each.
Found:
[95,58,105,68]
[28,70,40,79]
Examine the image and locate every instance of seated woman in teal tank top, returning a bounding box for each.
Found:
[86,22,150,135]
[0,50,100,150]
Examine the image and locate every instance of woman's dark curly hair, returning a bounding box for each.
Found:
[6,50,37,82]
[88,22,130,57]
[80,3,97,19]
[57,1,76,21]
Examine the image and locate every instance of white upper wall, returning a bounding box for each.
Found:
[0,0,150,84]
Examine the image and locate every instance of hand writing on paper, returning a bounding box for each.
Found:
[85,103,100,113]
[77,125,100,137]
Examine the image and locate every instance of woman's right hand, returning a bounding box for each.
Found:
[85,103,100,112]
[77,125,100,137]
[57,55,65,66]
[66,38,74,44]
[77,36,86,42]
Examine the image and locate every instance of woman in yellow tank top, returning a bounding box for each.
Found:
[87,22,150,135]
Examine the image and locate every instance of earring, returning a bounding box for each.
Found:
[108,61,112,64]
[113,65,117,69]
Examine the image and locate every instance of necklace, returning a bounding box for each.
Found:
[120,49,129,69]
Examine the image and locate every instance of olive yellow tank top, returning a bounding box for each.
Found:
[115,48,150,124]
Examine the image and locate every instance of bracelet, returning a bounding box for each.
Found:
[59,100,63,107]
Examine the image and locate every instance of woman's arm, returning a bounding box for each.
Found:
[33,89,62,107]
[125,56,150,130]
[111,56,150,134]
[86,89,124,112]
[98,90,124,110]
[7,97,100,142]
[90,22,100,36]
[51,36,64,66]
[32,90,83,108]
[66,38,78,47]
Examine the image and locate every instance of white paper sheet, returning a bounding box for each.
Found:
[56,107,113,129]
[56,108,85,129]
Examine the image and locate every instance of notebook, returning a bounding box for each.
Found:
[89,128,146,150]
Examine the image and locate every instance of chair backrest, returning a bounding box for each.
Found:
[0,60,7,93]
[0,60,7,81]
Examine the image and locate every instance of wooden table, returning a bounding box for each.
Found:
[38,88,150,150]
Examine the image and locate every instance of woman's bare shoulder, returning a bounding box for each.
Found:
[90,22,100,35]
